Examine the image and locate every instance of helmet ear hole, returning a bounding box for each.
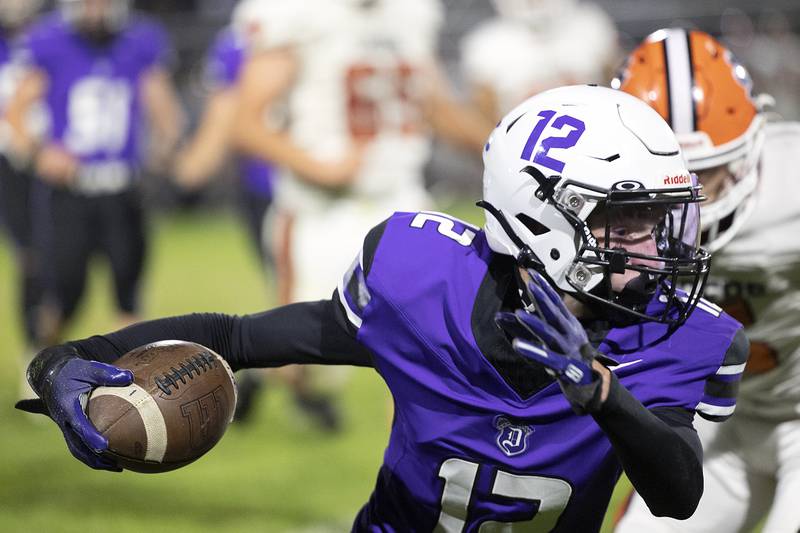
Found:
[515,214,550,236]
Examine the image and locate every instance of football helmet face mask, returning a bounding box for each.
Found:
[480,85,709,326]
[613,28,766,252]
[0,0,44,30]
[60,0,130,39]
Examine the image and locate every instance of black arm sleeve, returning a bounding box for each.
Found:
[62,296,373,372]
[592,372,703,520]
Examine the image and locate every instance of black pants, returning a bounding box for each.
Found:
[36,186,146,322]
[0,156,42,343]
[238,188,273,269]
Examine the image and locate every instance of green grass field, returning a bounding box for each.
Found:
[0,205,630,532]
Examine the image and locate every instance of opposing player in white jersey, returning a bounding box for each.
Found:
[614,29,800,533]
[460,0,618,123]
[231,0,491,427]
[234,0,488,304]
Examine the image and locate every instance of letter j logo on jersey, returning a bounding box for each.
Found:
[494,416,533,457]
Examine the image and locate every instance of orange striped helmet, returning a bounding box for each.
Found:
[613,28,766,252]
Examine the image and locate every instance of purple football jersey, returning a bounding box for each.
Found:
[19,13,170,170]
[337,211,743,532]
[206,27,273,199]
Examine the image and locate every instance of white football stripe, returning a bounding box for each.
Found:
[92,384,168,462]
[216,355,238,423]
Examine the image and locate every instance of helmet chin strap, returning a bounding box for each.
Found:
[477,200,544,271]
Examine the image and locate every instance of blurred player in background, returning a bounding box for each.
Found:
[174,24,275,267]
[231,0,492,429]
[0,0,46,398]
[5,0,184,360]
[173,19,276,422]
[615,29,800,533]
[460,0,619,123]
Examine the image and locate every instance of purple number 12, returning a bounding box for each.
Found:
[520,110,586,173]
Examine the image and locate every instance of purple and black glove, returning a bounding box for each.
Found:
[15,346,132,471]
[496,270,605,415]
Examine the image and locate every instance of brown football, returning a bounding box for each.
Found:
[86,340,237,473]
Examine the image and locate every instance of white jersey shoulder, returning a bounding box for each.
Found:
[720,120,800,263]
[709,120,800,419]
[460,4,617,115]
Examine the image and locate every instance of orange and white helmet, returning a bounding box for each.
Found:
[613,28,767,252]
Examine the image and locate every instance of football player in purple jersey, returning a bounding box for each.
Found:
[5,0,184,349]
[17,85,748,532]
[0,0,46,398]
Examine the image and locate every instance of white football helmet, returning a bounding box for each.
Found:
[481,84,709,325]
[60,0,130,33]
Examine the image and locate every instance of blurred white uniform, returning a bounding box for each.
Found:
[235,0,440,302]
[617,121,800,533]
[461,0,617,118]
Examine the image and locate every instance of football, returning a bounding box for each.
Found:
[86,340,237,473]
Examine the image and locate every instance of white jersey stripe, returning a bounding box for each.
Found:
[665,28,694,134]
[696,401,736,417]
[716,362,747,375]
[338,266,364,329]
[92,384,168,462]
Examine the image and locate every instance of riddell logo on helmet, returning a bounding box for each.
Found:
[663,175,691,186]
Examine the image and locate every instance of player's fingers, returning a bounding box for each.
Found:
[495,311,536,340]
[514,310,565,351]
[529,270,565,310]
[83,361,133,387]
[62,427,121,472]
[69,396,108,453]
[526,280,566,331]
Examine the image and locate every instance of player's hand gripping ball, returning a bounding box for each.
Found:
[86,341,237,473]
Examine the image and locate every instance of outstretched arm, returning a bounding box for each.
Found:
[59,296,372,370]
[20,296,372,470]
